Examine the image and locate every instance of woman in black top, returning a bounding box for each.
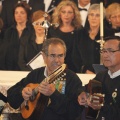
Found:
[3,2,33,70]
[105,3,120,37]
[48,0,83,73]
[75,4,108,74]
[18,10,50,71]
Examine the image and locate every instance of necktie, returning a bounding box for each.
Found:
[78,8,87,11]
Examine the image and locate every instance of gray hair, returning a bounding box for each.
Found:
[88,4,106,18]
[42,38,67,56]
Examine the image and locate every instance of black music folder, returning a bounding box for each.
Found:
[92,64,107,74]
[26,52,45,70]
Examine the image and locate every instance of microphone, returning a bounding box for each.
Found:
[41,20,51,28]
[41,21,59,28]
[42,11,59,41]
[41,8,59,29]
[41,12,59,29]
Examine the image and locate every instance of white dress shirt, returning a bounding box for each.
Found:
[78,2,90,27]
[44,0,52,12]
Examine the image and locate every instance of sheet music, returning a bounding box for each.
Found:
[115,32,120,37]
[27,52,46,70]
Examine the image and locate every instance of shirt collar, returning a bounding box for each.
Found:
[44,66,48,77]
[24,0,29,3]
[108,69,120,78]
[78,1,90,10]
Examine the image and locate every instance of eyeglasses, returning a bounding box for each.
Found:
[100,48,120,55]
[32,21,44,26]
[89,13,100,18]
[47,54,65,59]
[61,11,74,15]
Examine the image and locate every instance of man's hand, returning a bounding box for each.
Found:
[22,87,32,100]
[78,92,102,110]
[87,100,102,110]
[78,92,88,106]
[38,81,55,96]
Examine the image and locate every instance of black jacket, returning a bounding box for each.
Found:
[18,31,43,71]
[75,27,111,73]
[94,70,120,120]
[7,67,84,120]
[48,26,83,73]
[3,23,33,70]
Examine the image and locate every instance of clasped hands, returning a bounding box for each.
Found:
[22,81,55,101]
[78,92,102,110]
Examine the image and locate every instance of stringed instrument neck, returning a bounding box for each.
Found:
[29,64,66,102]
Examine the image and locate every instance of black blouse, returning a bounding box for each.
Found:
[48,26,83,73]
[2,23,33,70]
[18,31,43,71]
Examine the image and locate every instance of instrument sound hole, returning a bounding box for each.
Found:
[25,105,29,110]
[29,89,38,101]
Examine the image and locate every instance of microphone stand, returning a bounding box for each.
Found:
[42,7,59,41]
[42,13,51,41]
[42,7,57,41]
[97,37,105,65]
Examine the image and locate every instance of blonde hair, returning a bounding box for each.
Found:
[52,0,82,29]
[32,10,51,23]
[106,3,120,20]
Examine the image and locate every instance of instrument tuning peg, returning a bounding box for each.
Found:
[102,94,105,97]
[64,72,66,75]
[101,103,104,106]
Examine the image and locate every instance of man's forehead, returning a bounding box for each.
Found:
[49,43,64,48]
[48,44,64,52]
[104,40,119,46]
